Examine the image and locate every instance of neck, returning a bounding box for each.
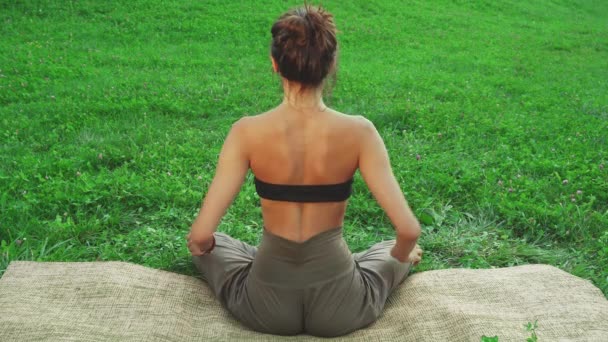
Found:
[281,80,326,111]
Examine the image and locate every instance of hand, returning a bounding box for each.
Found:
[186,233,215,256]
[391,243,423,266]
[407,243,423,266]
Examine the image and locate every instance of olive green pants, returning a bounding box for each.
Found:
[192,227,412,337]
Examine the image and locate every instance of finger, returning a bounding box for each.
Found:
[189,245,204,256]
[192,246,209,257]
[187,241,199,253]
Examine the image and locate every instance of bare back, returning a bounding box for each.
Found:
[243,105,363,242]
[190,101,418,249]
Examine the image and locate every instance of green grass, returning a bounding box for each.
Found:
[1,0,607,297]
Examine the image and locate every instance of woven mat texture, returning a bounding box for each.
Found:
[0,262,606,341]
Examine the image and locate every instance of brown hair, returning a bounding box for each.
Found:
[270,4,337,90]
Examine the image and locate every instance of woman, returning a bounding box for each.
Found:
[187,4,422,337]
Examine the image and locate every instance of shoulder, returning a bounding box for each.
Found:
[229,111,267,132]
[230,116,252,132]
[225,118,248,142]
[226,110,274,142]
[328,111,377,136]
[352,114,376,131]
[332,113,384,154]
[231,109,275,129]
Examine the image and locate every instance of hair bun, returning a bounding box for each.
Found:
[271,4,337,88]
[303,6,334,45]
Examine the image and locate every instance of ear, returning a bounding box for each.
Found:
[270,56,279,73]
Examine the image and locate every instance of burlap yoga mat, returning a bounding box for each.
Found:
[0,262,606,341]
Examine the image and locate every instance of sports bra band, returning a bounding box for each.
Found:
[254,177,353,203]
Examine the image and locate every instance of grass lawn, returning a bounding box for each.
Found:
[1,0,607,299]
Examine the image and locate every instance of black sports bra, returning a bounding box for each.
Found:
[254,177,353,203]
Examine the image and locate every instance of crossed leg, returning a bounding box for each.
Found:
[191,233,257,305]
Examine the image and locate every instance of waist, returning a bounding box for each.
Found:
[250,227,355,287]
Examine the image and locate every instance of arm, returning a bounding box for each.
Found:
[358,118,421,262]
[187,119,250,255]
